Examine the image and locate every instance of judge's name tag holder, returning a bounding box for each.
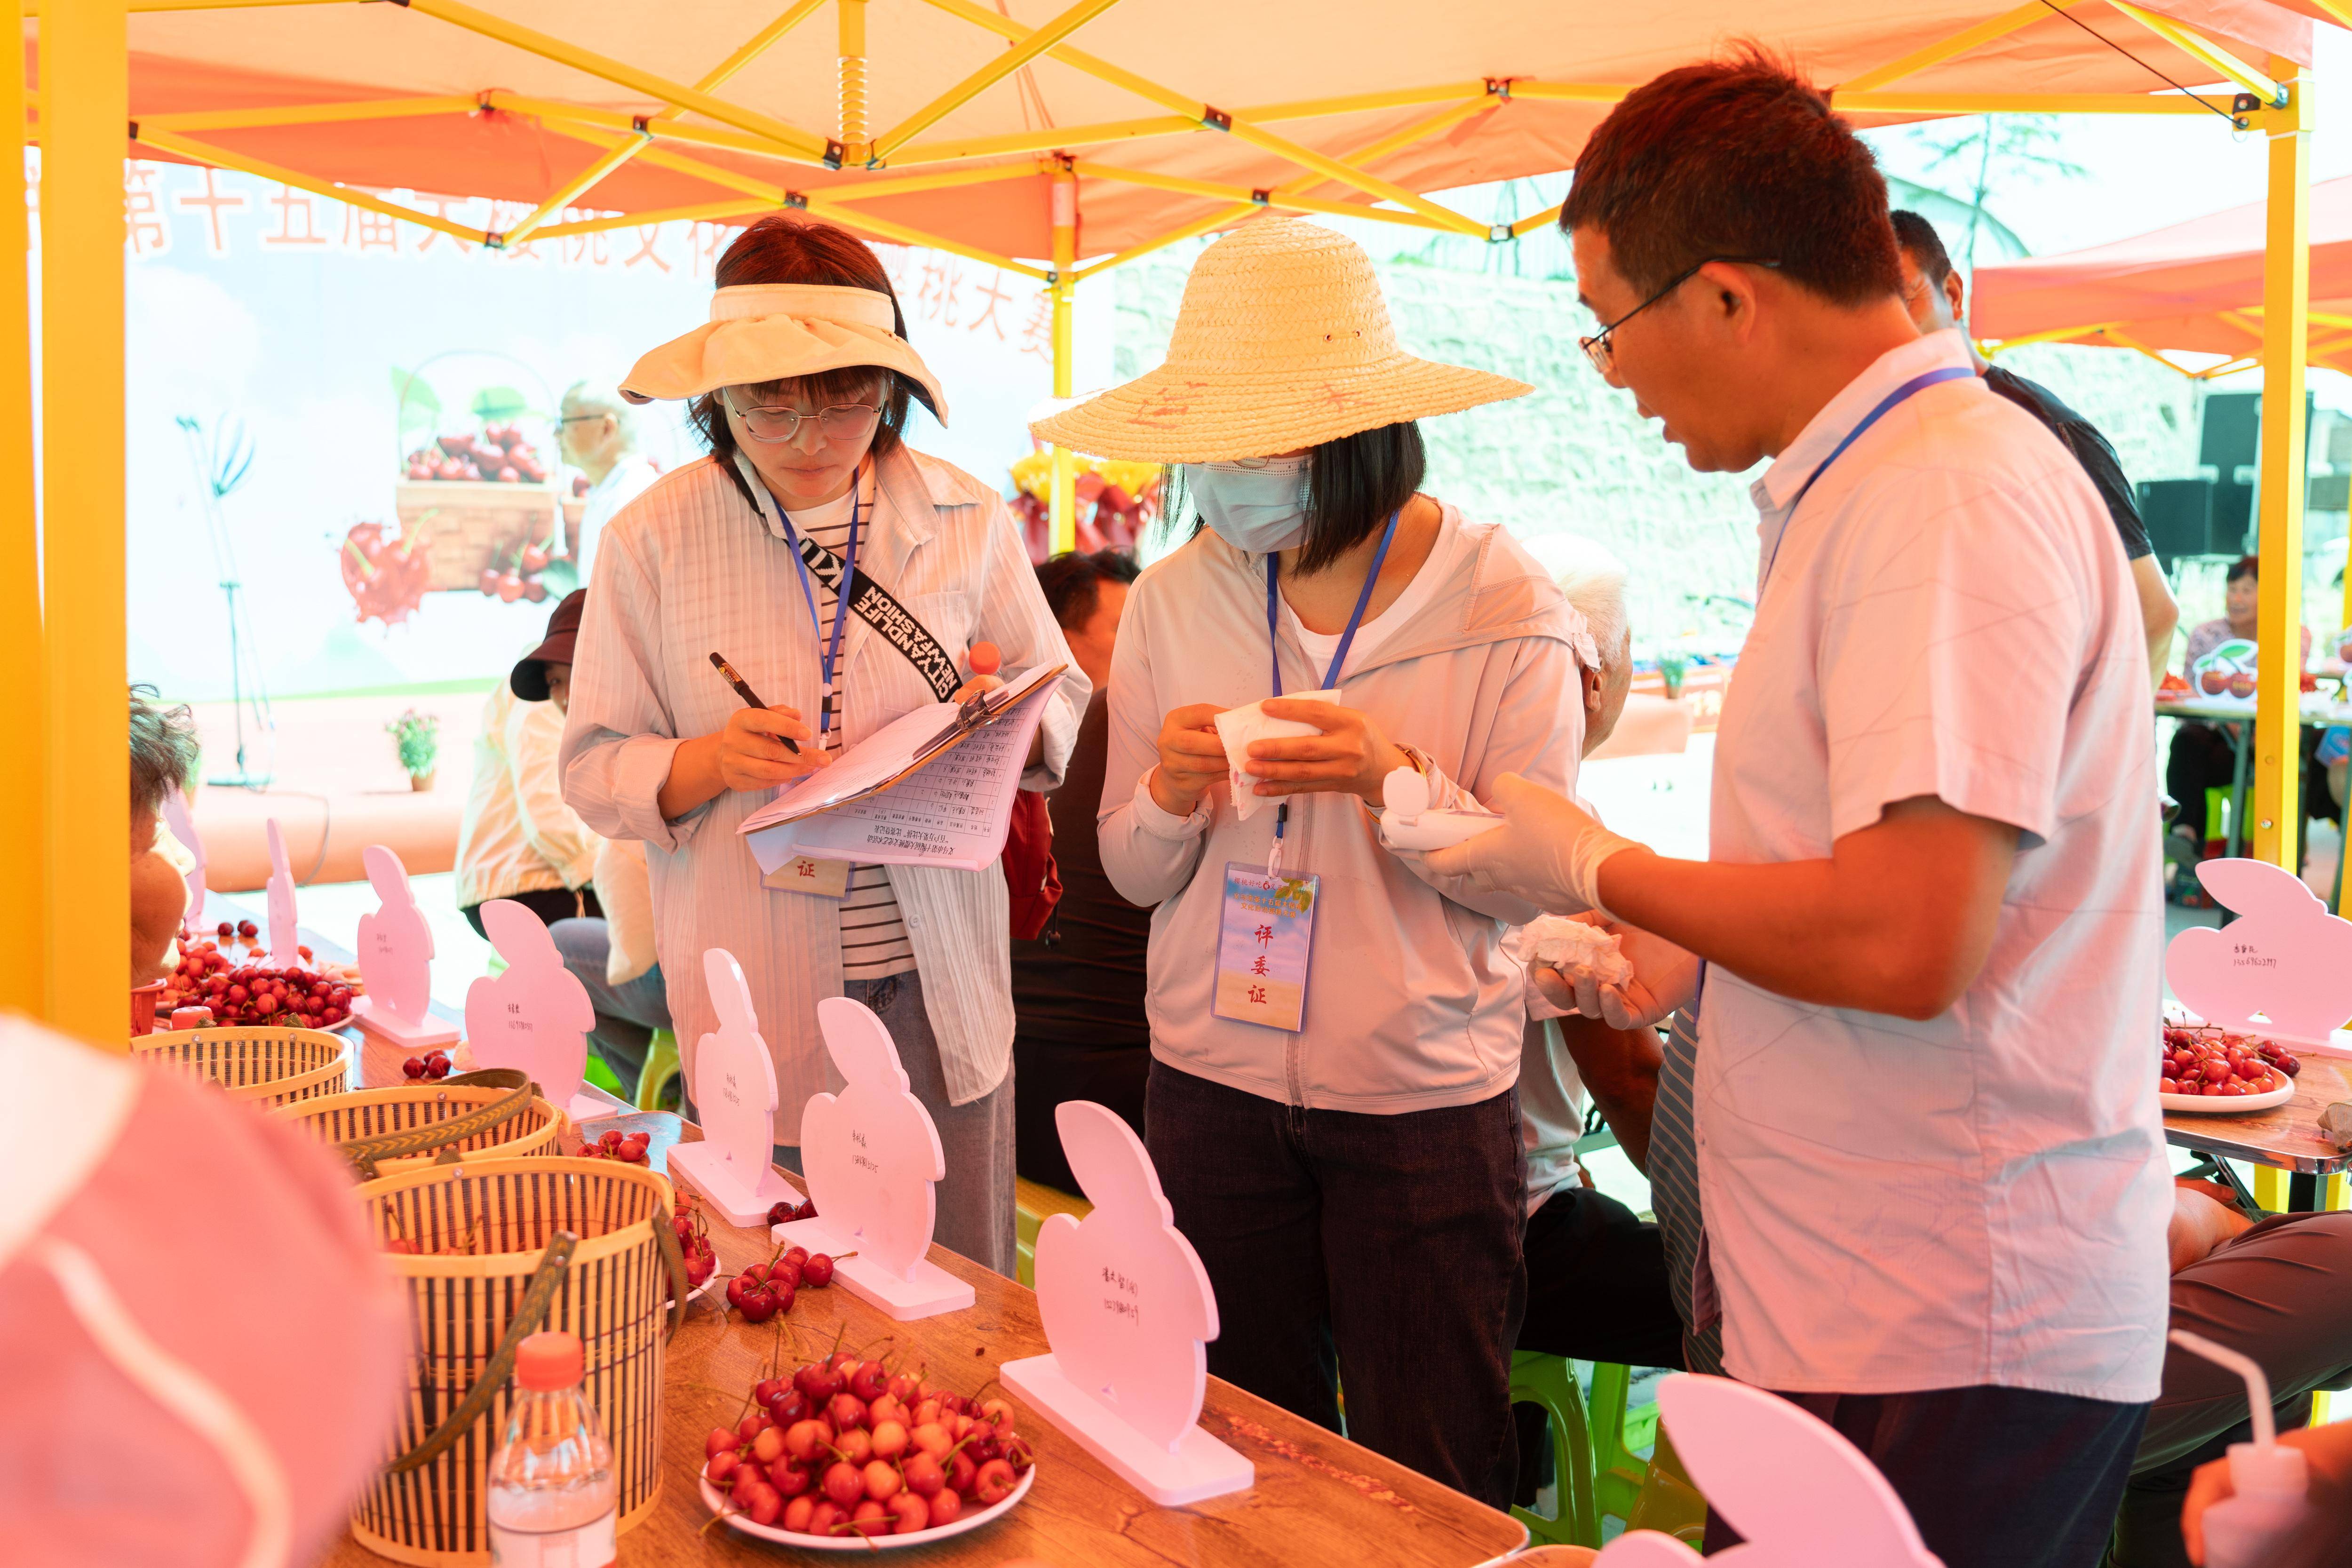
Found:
[773,995,976,1321]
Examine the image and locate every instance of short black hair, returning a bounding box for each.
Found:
[1034,549,1140,632]
[129,685,199,819]
[2228,554,2260,583]
[1889,210,1954,288]
[1168,421,1427,575]
[1561,46,1902,306]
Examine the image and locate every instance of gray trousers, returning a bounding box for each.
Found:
[772,970,1017,1279]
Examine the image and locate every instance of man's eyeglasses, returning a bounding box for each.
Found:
[722,386,883,445]
[1579,256,1780,378]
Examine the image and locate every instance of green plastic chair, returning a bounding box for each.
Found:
[634,1027,680,1111]
[1510,1350,1602,1547]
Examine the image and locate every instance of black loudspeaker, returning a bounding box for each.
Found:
[2139,477,2214,569]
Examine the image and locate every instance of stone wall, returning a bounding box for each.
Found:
[1111,244,2212,653]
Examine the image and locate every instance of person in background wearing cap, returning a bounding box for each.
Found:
[1037,217,1585,1506]
[455,589,603,939]
[563,218,1082,1276]
[1424,56,2165,1566]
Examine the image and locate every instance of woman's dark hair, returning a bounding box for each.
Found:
[1034,549,1140,632]
[1167,421,1426,573]
[2227,554,2260,584]
[129,684,199,819]
[688,217,916,501]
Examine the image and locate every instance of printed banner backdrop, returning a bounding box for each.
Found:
[118,161,1112,702]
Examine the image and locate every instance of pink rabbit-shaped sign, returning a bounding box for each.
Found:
[264,818,301,969]
[463,898,600,1120]
[1592,1374,1942,1568]
[2167,858,2352,1049]
[665,949,800,1226]
[348,845,458,1049]
[774,997,975,1320]
[160,787,207,932]
[1001,1102,1253,1505]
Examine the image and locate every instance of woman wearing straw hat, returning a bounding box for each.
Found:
[562,219,1084,1275]
[1036,218,1590,1504]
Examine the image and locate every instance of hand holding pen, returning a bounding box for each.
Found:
[707,652,826,790]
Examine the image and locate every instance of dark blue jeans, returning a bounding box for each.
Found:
[1144,1060,1526,1508]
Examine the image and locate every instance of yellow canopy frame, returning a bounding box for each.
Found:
[1,0,2320,1049]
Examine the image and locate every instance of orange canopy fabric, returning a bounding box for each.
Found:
[74,0,2335,264]
[1971,173,2352,372]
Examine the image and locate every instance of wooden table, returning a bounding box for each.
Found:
[290,931,1526,1568]
[2163,1055,2352,1211]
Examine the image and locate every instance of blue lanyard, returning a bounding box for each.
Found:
[1759,367,1973,592]
[773,463,866,739]
[1258,508,1399,863]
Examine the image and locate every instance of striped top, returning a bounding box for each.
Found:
[1652,985,1723,1377]
[787,484,917,981]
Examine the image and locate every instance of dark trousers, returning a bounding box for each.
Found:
[2110,1212,2352,1568]
[2164,721,2331,848]
[1011,1034,1149,1193]
[1706,1385,2150,1568]
[1146,1059,1527,1509]
[461,884,601,938]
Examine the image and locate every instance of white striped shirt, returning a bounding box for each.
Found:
[560,446,1087,1136]
[786,485,917,981]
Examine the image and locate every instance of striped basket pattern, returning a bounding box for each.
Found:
[273,1077,566,1178]
[350,1157,685,1567]
[130,1025,349,1107]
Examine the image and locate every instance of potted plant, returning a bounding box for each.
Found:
[387,708,440,791]
[1656,649,1691,702]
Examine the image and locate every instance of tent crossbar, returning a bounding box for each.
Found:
[1984,321,2126,351]
[129,124,490,243]
[402,0,835,164]
[2107,0,2285,105]
[1511,203,1563,239]
[1072,159,1455,231]
[1275,95,1496,190]
[531,199,777,239]
[1831,89,2236,114]
[820,160,1051,201]
[871,0,1128,162]
[890,83,1488,168]
[486,94,809,165]
[135,95,479,134]
[500,134,649,247]
[1837,0,2094,93]
[1072,200,1256,282]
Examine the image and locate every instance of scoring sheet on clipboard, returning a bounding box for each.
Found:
[737,664,1066,876]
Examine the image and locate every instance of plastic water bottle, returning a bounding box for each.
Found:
[2170,1330,2312,1568]
[486,1330,617,1568]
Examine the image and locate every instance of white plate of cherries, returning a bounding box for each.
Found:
[2160,1023,2298,1113]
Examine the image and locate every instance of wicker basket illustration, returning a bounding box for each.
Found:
[272,1069,565,1179]
[131,1024,349,1108]
[350,1156,688,1566]
[395,480,561,591]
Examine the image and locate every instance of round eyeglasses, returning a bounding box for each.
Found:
[722,386,884,444]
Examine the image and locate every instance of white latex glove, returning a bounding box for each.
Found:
[1421,772,1642,915]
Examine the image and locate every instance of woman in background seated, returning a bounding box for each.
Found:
[2164,555,2317,882]
[456,591,602,938]
[1011,549,1147,1192]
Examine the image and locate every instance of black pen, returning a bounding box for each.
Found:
[709,651,799,753]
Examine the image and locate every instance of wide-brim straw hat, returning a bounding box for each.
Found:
[620,283,949,424]
[1030,218,1528,462]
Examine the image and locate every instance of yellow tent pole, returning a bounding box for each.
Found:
[839,0,868,158]
[1830,89,2233,116]
[1049,161,1078,556]
[139,95,480,134]
[1071,161,1457,231]
[2109,1,2285,104]
[1837,0,2092,92]
[131,127,491,244]
[1511,204,1564,239]
[872,0,1127,164]
[500,136,652,249]
[2251,67,2307,874]
[1073,201,1257,282]
[530,200,779,240]
[0,0,40,1018]
[41,0,129,1045]
[490,94,817,166]
[896,115,1194,167]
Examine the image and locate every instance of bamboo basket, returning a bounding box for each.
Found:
[273,1069,565,1179]
[352,1156,688,1567]
[130,1024,349,1108]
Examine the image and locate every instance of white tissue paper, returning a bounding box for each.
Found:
[1211,689,1343,822]
[1522,915,1633,989]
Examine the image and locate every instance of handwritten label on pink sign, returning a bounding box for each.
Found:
[356,846,432,1026]
[1591,1374,1938,1567]
[2167,858,2352,1046]
[666,948,800,1226]
[264,818,299,967]
[799,997,945,1283]
[463,899,596,1106]
[1034,1102,1216,1452]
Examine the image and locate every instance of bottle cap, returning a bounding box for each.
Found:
[2227,1439,2309,1498]
[514,1330,584,1392]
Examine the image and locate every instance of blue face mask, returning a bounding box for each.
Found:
[1182,456,1311,554]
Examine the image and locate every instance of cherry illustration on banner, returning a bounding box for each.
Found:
[1590,1374,1939,1567]
[2166,858,2352,1047]
[264,818,302,968]
[463,898,597,1111]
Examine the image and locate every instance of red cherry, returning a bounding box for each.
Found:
[237,920,258,939]
[849,1361,890,1403]
[802,1253,835,1288]
[768,1201,797,1225]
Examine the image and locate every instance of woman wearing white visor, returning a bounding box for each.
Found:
[563,218,1084,1274]
[1034,218,1587,1505]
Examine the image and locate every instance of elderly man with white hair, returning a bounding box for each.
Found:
[557,377,662,579]
[1508,538,1685,1408]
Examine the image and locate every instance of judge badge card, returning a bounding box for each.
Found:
[1213,864,1319,1033]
